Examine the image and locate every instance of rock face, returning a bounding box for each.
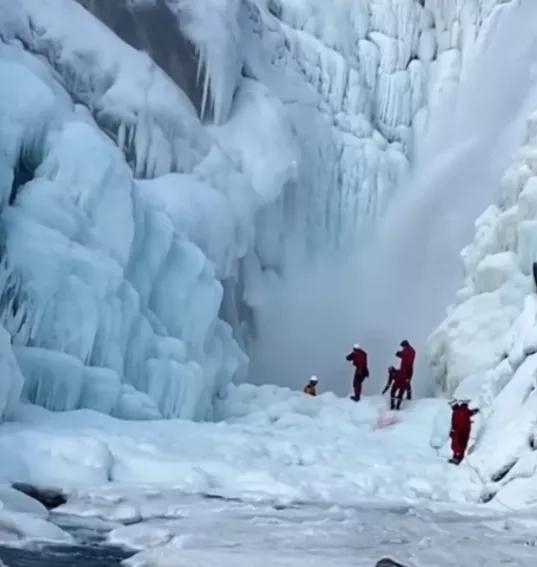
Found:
[11,483,67,510]
[76,0,205,117]
[375,559,409,567]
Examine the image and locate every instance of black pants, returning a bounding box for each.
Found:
[352,370,367,400]
[402,369,413,400]
[390,384,404,410]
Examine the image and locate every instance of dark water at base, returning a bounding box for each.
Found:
[0,522,132,567]
[0,544,131,567]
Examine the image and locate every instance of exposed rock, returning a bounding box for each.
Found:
[76,0,205,118]
[11,483,67,510]
[375,559,409,567]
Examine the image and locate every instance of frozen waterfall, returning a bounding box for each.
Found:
[0,0,518,419]
[354,0,537,397]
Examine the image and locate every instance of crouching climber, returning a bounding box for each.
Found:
[382,366,406,410]
[303,376,318,396]
[346,344,369,401]
[449,400,479,465]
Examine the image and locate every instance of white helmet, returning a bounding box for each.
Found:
[353,343,360,349]
[310,375,318,383]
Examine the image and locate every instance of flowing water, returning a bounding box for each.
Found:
[0,544,129,567]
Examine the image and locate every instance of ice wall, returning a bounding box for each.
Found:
[343,0,536,397]
[426,112,537,507]
[0,0,514,418]
[427,111,537,397]
[247,0,512,391]
[0,0,255,420]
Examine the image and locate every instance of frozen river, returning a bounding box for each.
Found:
[6,495,530,567]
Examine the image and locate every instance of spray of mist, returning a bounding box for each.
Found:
[250,0,537,396]
[249,254,369,394]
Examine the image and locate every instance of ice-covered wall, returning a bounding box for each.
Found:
[428,112,537,396]
[427,112,537,507]
[0,0,255,420]
[0,0,511,419]
[242,0,513,389]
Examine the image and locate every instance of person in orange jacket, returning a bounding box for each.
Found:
[346,344,369,401]
[449,399,479,464]
[382,366,407,410]
[303,376,318,396]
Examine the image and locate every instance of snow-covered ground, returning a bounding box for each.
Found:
[0,388,535,565]
[0,390,475,508]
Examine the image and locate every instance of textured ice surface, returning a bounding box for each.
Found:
[0,397,535,564]
[1,1,536,562]
[0,393,496,508]
[115,498,537,567]
[0,0,511,417]
[428,72,537,511]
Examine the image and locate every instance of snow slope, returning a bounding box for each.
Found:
[0,392,483,546]
[0,389,535,563]
[0,392,477,506]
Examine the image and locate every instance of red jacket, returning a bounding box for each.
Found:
[346,349,368,370]
[383,368,406,392]
[396,345,415,374]
[451,404,478,433]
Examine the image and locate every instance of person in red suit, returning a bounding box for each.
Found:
[396,340,415,400]
[382,366,407,410]
[346,344,369,401]
[449,400,479,464]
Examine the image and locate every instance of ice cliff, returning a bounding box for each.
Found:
[428,113,537,507]
[0,0,511,420]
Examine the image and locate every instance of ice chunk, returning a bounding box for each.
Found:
[15,347,84,412]
[0,510,73,546]
[0,486,47,518]
[517,220,537,275]
[473,252,518,294]
[108,524,173,551]
[80,367,122,414]
[114,385,162,421]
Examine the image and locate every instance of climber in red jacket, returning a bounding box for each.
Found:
[396,340,415,400]
[346,344,369,401]
[382,366,407,410]
[449,400,479,464]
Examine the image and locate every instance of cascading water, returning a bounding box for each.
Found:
[356,0,537,396]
